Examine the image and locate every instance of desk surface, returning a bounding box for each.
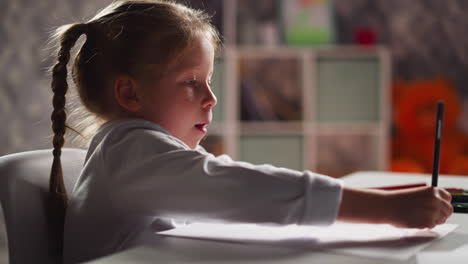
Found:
[88,171,468,264]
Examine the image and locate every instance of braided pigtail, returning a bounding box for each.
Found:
[49,23,87,260]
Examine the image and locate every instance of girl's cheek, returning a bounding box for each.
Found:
[183,87,195,102]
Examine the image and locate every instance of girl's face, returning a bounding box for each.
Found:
[138,35,217,149]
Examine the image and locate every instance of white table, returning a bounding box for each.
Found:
[88,171,468,264]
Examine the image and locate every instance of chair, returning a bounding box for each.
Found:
[0,148,86,264]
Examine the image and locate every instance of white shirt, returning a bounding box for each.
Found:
[63,119,343,263]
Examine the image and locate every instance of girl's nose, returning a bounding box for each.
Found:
[202,85,217,110]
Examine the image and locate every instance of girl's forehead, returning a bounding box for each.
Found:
[166,36,214,75]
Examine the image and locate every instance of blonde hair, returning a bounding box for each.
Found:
[48,0,220,258]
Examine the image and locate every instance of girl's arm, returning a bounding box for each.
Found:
[102,129,342,226]
[99,125,452,229]
[337,186,453,228]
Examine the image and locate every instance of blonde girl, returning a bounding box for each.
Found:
[48,1,453,263]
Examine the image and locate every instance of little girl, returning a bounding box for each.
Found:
[47,1,453,263]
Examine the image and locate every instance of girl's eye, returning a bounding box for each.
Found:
[184,79,211,88]
[185,80,198,87]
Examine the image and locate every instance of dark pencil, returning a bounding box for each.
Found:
[431,101,444,187]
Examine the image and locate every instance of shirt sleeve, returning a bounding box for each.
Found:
[103,129,343,226]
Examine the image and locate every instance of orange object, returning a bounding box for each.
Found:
[390,158,426,173]
[394,78,461,137]
[390,77,468,176]
[447,156,468,175]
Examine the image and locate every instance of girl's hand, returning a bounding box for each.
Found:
[338,186,453,229]
[387,186,453,229]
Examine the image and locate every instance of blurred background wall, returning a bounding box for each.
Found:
[334,0,468,175]
[1,0,468,157]
[1,0,468,154]
[1,0,468,262]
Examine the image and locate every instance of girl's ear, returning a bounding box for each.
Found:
[114,75,142,112]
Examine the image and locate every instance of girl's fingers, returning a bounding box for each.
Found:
[442,200,454,217]
[436,216,445,225]
[433,200,453,227]
[438,188,452,202]
[438,189,454,219]
[434,209,448,226]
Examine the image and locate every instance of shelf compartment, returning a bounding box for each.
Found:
[239,133,303,170]
[315,56,381,123]
[237,53,303,121]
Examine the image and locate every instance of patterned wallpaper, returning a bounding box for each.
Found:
[0,0,112,155]
[335,0,468,134]
[336,0,468,87]
[2,0,468,156]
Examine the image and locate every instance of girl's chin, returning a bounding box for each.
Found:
[186,137,204,150]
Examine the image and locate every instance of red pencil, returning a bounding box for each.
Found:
[370,183,427,190]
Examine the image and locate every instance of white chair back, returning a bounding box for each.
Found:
[0,148,86,264]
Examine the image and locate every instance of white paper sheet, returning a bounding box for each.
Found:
[158,222,458,261]
[417,252,468,263]
[416,243,468,263]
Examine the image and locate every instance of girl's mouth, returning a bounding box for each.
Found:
[194,123,208,133]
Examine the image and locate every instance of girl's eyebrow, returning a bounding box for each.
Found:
[177,68,213,80]
[176,69,199,79]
